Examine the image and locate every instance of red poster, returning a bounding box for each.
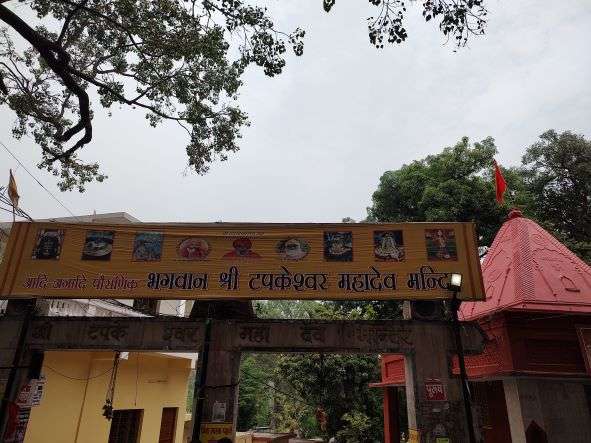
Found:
[424,380,447,401]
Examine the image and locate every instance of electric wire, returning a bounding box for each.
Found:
[45,364,113,381]
[0,139,80,220]
[0,203,32,220]
[0,188,33,220]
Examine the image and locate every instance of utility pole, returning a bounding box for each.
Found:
[191,317,212,443]
[450,290,477,443]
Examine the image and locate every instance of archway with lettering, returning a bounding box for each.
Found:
[0,221,484,302]
[0,221,486,443]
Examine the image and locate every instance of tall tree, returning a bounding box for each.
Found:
[0,0,488,190]
[521,130,591,262]
[238,353,273,431]
[367,136,525,246]
[275,352,383,442]
[239,301,385,440]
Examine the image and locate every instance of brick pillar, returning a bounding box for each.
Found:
[403,322,470,442]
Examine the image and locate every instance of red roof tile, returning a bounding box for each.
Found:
[461,209,591,320]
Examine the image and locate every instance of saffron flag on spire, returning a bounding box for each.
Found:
[493,160,507,204]
[8,169,19,208]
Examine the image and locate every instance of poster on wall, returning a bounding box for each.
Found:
[0,221,484,301]
[200,422,233,443]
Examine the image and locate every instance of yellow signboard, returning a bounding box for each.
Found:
[200,422,233,442]
[0,221,484,300]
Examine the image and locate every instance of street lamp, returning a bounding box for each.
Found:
[449,273,463,292]
[449,273,477,443]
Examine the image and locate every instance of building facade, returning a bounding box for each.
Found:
[1,212,194,443]
[25,351,191,443]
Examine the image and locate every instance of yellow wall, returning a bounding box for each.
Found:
[25,351,192,443]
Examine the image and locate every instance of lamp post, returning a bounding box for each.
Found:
[449,273,477,443]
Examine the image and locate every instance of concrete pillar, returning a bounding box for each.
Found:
[403,322,470,442]
[502,379,527,443]
[191,322,241,442]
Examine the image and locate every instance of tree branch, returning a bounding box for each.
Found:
[70,67,185,122]
[0,70,8,94]
[57,0,88,46]
[0,3,92,161]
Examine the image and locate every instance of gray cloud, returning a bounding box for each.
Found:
[1,0,590,222]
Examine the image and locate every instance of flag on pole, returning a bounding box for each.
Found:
[8,169,19,208]
[493,160,507,204]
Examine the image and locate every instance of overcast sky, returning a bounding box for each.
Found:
[1,0,590,223]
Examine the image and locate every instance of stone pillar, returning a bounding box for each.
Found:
[189,301,252,442]
[191,321,241,442]
[403,322,470,442]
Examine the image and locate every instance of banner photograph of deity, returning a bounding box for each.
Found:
[82,231,114,261]
[32,229,64,260]
[425,229,457,261]
[1,221,484,301]
[132,232,163,261]
[374,230,405,261]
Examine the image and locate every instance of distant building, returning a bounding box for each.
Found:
[1,212,194,443]
[375,210,591,443]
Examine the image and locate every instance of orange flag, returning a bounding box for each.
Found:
[493,160,506,204]
[8,169,19,208]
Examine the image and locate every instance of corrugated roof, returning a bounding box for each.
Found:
[461,209,591,320]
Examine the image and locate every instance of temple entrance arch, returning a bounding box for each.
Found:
[0,221,486,442]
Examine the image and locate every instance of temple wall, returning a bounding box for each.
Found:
[504,378,591,443]
[537,380,591,443]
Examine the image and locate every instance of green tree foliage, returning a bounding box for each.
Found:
[367,136,525,246]
[367,131,590,262]
[520,130,591,262]
[186,368,195,413]
[0,0,304,190]
[255,299,328,320]
[275,353,383,441]
[0,0,488,191]
[238,354,272,431]
[324,0,487,48]
[336,411,373,443]
[237,301,384,440]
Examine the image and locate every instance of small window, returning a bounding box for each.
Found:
[109,409,143,443]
